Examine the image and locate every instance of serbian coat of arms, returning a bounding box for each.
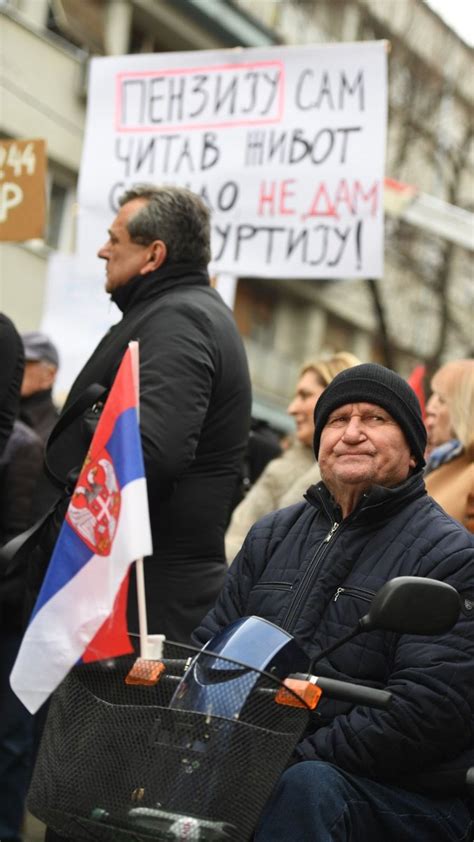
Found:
[66,450,121,555]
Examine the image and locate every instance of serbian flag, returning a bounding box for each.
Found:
[10,342,152,713]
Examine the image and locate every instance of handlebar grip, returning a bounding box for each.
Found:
[161,658,188,669]
[314,676,391,709]
[466,767,474,795]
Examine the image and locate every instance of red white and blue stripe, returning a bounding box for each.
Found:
[11,343,152,714]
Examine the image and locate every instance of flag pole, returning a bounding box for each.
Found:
[135,563,148,658]
[126,341,165,684]
[129,341,148,659]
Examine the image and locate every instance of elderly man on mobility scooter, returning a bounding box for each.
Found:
[194,364,474,842]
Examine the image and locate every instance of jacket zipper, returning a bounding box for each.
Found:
[333,586,375,603]
[281,520,340,632]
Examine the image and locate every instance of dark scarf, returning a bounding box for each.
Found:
[111,263,210,314]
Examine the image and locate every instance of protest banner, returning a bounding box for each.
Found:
[0,138,46,241]
[77,42,387,279]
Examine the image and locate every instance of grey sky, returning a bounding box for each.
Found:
[424,0,474,46]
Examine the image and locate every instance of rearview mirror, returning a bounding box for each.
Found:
[359,576,461,635]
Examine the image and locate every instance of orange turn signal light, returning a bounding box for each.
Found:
[275,678,323,710]
[125,659,166,686]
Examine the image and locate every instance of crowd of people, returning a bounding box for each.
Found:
[0,184,472,842]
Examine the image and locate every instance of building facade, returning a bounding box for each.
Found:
[1,0,472,426]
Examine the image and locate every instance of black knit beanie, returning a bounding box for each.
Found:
[313,363,426,468]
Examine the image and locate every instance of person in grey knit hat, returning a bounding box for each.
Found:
[194,363,474,842]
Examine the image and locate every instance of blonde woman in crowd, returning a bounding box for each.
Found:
[425,358,474,533]
[225,352,360,563]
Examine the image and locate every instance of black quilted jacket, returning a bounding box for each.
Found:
[193,472,474,796]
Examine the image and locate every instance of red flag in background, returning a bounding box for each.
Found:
[407,364,427,420]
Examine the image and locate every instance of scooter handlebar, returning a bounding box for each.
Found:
[295,674,391,709]
[159,660,391,709]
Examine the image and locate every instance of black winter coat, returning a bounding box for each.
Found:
[193,472,474,796]
[51,263,251,643]
[0,420,44,630]
[0,313,24,459]
[20,389,61,514]
[0,421,44,544]
[20,389,59,445]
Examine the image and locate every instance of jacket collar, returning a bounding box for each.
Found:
[20,389,54,410]
[19,389,55,421]
[306,470,426,525]
[111,262,210,314]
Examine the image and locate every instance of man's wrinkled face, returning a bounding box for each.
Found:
[318,402,416,492]
[97,199,152,294]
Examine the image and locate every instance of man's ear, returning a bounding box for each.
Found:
[409,454,417,469]
[140,239,167,274]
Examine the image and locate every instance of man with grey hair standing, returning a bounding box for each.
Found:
[32,184,251,647]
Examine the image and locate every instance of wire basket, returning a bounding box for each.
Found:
[28,642,310,841]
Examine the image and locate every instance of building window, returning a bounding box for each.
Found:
[234,278,276,348]
[324,311,355,354]
[45,172,76,251]
[46,181,67,249]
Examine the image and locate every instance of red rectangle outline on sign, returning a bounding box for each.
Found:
[114,60,285,133]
